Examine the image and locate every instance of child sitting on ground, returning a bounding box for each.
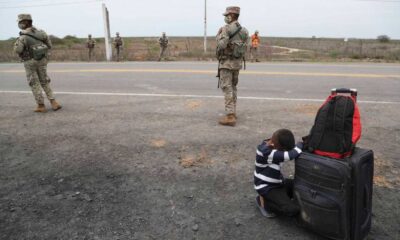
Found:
[254,128,303,218]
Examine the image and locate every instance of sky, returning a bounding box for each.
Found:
[0,0,400,40]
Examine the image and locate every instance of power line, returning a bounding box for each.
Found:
[0,0,103,9]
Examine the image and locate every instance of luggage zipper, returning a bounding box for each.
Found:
[295,183,341,209]
[310,189,317,199]
[296,165,344,191]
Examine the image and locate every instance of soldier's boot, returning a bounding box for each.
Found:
[50,99,62,111]
[218,113,236,127]
[34,104,47,113]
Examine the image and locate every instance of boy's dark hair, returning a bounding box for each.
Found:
[272,129,295,151]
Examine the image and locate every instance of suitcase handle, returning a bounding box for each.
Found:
[331,88,357,96]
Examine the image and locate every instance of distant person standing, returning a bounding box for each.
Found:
[13,14,62,112]
[250,30,260,62]
[216,6,248,126]
[86,34,96,61]
[158,32,169,61]
[113,32,124,62]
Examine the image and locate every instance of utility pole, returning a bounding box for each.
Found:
[204,0,207,53]
[102,3,112,61]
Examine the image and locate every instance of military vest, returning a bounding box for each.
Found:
[159,37,168,47]
[114,37,123,47]
[87,40,95,48]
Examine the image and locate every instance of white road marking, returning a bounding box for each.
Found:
[0,90,399,105]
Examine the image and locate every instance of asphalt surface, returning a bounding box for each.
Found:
[1,61,400,102]
[1,61,400,240]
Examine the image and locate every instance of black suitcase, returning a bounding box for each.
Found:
[294,148,374,240]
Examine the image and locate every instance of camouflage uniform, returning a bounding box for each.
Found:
[216,7,249,125]
[158,33,169,61]
[13,14,60,111]
[113,32,124,62]
[86,35,96,61]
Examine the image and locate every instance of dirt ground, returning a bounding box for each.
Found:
[1,91,399,240]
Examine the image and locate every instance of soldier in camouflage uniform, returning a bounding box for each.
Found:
[216,6,249,126]
[158,32,169,61]
[86,34,96,61]
[13,14,62,113]
[113,32,124,62]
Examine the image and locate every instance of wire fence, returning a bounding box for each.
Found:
[1,36,399,62]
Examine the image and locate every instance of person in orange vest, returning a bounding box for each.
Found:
[250,30,260,62]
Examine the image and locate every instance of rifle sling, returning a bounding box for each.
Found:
[229,25,242,40]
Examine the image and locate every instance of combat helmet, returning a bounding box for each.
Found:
[223,6,240,16]
[17,14,32,22]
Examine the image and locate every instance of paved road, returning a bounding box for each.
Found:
[1,61,400,102]
[1,61,400,240]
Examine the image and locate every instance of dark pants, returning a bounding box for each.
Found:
[88,48,94,61]
[115,47,121,61]
[262,179,300,216]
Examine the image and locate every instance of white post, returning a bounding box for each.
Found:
[204,0,207,53]
[102,3,112,61]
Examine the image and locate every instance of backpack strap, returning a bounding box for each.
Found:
[228,23,246,69]
[229,24,242,40]
[19,32,46,44]
[307,96,332,152]
[338,98,347,133]
[333,96,349,153]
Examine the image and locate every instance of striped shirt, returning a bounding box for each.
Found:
[254,140,303,195]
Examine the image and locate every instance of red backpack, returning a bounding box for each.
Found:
[305,88,362,159]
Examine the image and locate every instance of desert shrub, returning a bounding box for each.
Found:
[351,54,361,59]
[50,35,64,45]
[387,50,400,61]
[377,35,390,43]
[63,35,81,43]
[330,51,339,58]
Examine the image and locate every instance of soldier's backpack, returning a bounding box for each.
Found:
[304,88,362,159]
[20,31,49,61]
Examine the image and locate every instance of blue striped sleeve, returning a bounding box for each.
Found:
[256,141,273,165]
[271,145,302,164]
